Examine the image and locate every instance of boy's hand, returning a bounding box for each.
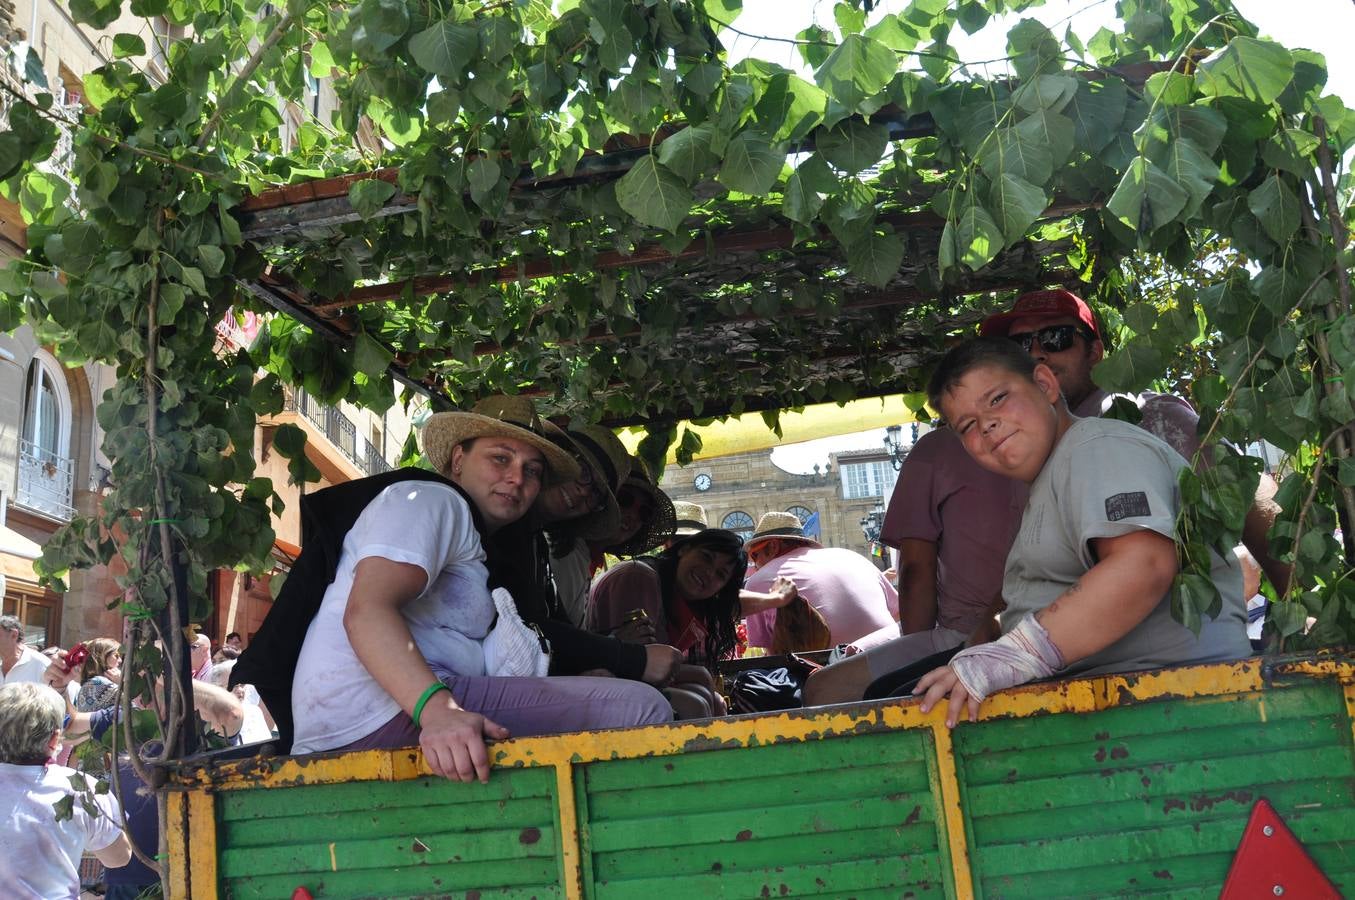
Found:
[915,665,981,728]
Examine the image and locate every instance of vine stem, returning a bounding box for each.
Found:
[196,9,297,150]
[1281,427,1347,617]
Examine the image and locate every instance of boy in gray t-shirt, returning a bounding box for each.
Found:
[915,338,1249,727]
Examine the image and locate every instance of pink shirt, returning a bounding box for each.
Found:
[744,547,899,649]
[880,427,1027,634]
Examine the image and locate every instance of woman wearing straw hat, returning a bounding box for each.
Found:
[289,396,670,783]
[486,428,683,688]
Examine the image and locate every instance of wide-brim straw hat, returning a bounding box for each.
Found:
[421,395,580,486]
[746,510,821,552]
[672,501,708,537]
[541,423,633,540]
[604,458,676,557]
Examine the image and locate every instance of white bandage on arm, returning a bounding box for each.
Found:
[948,614,1066,702]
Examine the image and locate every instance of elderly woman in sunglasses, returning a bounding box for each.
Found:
[485,426,686,692]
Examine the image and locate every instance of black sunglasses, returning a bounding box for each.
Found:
[1007,324,1093,354]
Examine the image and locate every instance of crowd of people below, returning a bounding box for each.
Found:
[0,287,1287,896]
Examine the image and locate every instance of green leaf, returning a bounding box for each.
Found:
[1106,156,1189,235]
[352,0,411,58]
[976,124,1053,186]
[953,199,1004,271]
[68,0,122,28]
[781,155,835,224]
[752,73,827,143]
[814,33,896,110]
[158,283,185,320]
[407,18,479,80]
[1247,174,1301,246]
[179,266,206,296]
[353,329,395,376]
[112,33,146,59]
[1171,572,1218,635]
[656,125,717,182]
[1093,338,1166,393]
[815,118,888,175]
[796,25,834,70]
[1014,108,1075,169]
[197,245,225,277]
[987,172,1048,245]
[701,0,742,26]
[1160,137,1220,220]
[718,131,784,196]
[614,157,693,233]
[348,178,396,220]
[466,156,501,207]
[1012,74,1077,113]
[1144,71,1194,106]
[844,228,904,288]
[1195,37,1295,106]
[272,422,308,458]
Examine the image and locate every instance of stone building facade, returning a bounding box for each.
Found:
[0,4,408,650]
[660,438,918,568]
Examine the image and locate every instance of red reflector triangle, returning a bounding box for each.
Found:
[1220,798,1341,899]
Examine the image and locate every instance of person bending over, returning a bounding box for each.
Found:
[916,338,1248,726]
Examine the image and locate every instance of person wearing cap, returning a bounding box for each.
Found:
[742,512,900,655]
[588,528,747,718]
[484,429,684,690]
[288,396,670,783]
[980,288,1288,595]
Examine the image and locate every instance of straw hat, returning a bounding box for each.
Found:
[421,395,580,485]
[543,423,633,540]
[672,501,708,537]
[746,510,821,552]
[604,457,676,556]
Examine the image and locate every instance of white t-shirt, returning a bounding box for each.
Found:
[291,482,492,754]
[0,762,124,900]
[1,645,52,685]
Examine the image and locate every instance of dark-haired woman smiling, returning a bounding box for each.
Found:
[588,528,746,718]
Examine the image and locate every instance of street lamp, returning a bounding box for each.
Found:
[883,423,917,471]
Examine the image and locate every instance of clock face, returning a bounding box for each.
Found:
[694,473,712,492]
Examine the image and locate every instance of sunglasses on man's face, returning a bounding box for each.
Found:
[1007,324,1092,354]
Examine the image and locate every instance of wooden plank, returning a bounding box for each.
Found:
[225,858,562,899]
[954,683,1339,755]
[217,768,554,819]
[586,760,929,820]
[590,854,946,899]
[592,825,940,881]
[929,719,976,900]
[580,729,925,793]
[553,762,583,900]
[587,794,929,853]
[979,850,1239,898]
[965,744,1354,817]
[971,775,1353,845]
[221,795,556,846]
[219,824,557,878]
[164,791,192,900]
[960,715,1349,784]
[187,791,219,898]
[971,806,1352,878]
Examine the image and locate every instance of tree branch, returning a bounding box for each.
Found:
[197,10,298,150]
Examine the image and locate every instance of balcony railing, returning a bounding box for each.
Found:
[16,438,75,520]
[281,387,394,477]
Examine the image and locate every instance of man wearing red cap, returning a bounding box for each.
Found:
[802,288,1286,707]
[980,289,1287,594]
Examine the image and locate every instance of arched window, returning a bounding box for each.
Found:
[785,505,815,525]
[17,351,74,519]
[721,510,754,542]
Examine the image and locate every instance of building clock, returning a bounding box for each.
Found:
[694,473,712,492]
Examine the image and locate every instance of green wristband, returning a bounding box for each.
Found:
[412,681,450,729]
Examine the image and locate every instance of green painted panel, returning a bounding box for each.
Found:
[590,855,947,899]
[592,825,938,881]
[222,796,556,846]
[218,768,554,820]
[220,824,556,878]
[224,858,561,899]
[962,686,1336,754]
[587,760,930,820]
[588,794,931,852]
[216,767,561,898]
[961,715,1347,784]
[956,682,1355,897]
[580,729,948,898]
[965,744,1353,816]
[581,730,927,793]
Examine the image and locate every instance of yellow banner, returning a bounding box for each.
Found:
[618,396,923,464]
